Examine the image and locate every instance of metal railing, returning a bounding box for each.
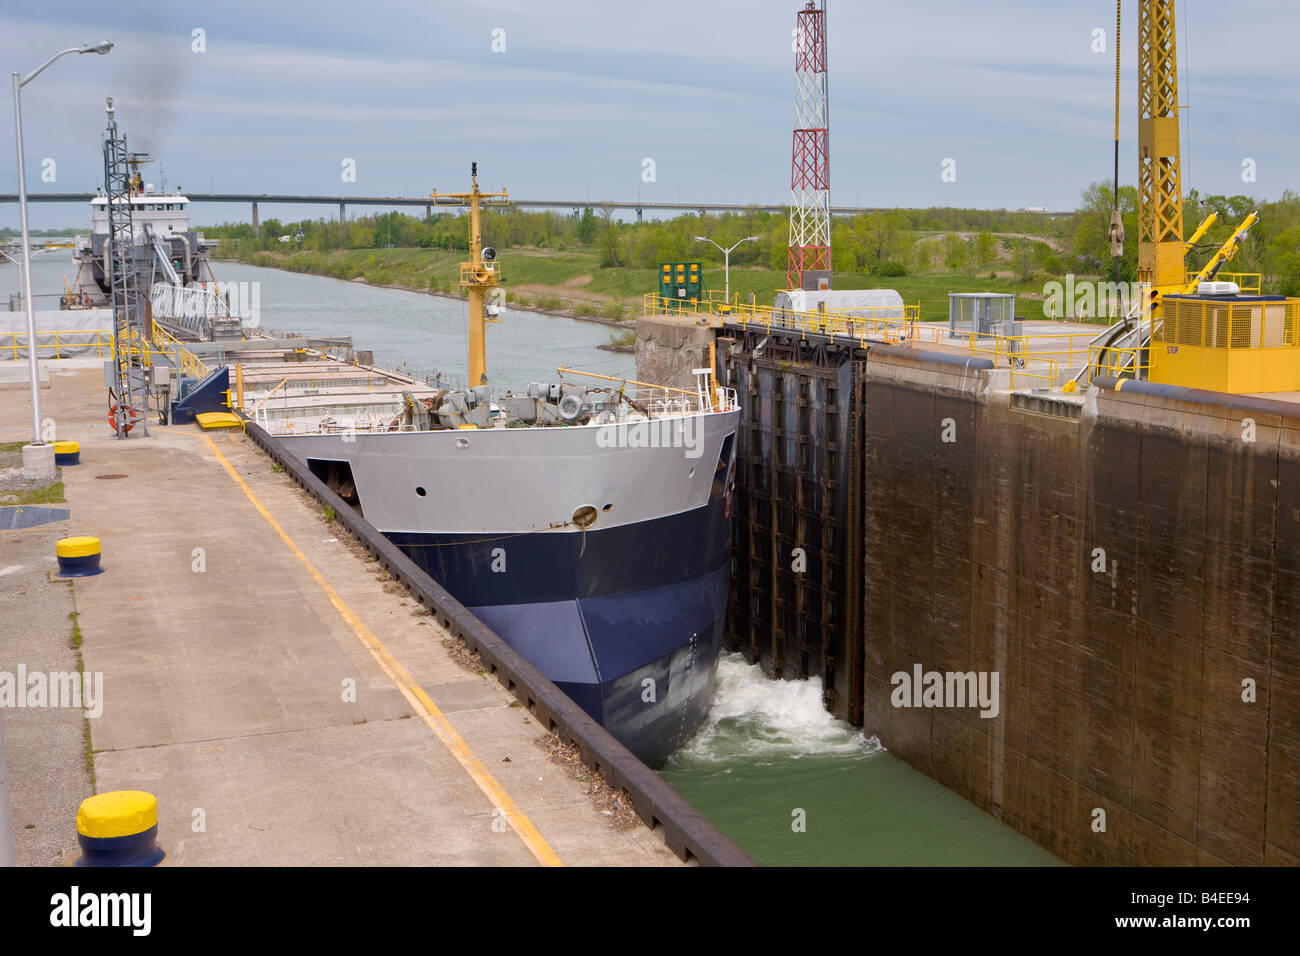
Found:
[1158,297,1300,350]
[150,282,239,340]
[909,325,1100,369]
[0,329,113,359]
[150,320,212,380]
[556,366,739,415]
[459,262,503,285]
[1184,271,1262,294]
[1088,343,1150,379]
[643,293,921,346]
[647,293,1092,388]
[257,410,415,437]
[1007,359,1061,391]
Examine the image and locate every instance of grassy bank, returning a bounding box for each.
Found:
[218,246,1061,323]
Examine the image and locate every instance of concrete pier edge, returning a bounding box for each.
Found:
[242,422,754,867]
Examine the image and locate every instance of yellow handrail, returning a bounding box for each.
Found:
[643,292,1174,393]
[0,329,114,359]
[150,320,211,380]
[1086,343,1150,381]
[1183,271,1262,294]
[643,293,921,345]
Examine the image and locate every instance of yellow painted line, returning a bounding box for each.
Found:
[202,436,563,867]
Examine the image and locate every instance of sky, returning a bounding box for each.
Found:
[1,0,1297,230]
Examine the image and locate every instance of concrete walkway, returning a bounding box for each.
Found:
[1,364,680,866]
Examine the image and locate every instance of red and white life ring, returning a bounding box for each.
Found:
[108,402,141,434]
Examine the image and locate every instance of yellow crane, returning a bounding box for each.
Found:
[1183,211,1217,252]
[1136,0,1185,295]
[1181,211,1258,293]
[1075,0,1268,391]
[1135,0,1260,305]
[1134,1,1263,368]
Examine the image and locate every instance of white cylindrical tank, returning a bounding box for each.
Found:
[773,288,905,319]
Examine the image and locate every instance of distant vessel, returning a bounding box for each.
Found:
[69,148,239,340]
[266,167,740,766]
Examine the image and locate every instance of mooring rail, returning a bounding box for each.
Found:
[242,421,754,867]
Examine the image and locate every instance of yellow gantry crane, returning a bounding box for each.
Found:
[1136,0,1185,295]
[1131,0,1274,392]
[430,163,509,387]
[1134,0,1260,302]
[1078,0,1276,392]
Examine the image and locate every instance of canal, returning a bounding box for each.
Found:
[218,261,637,387]
[3,253,1059,866]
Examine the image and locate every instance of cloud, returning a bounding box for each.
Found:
[2,0,1296,232]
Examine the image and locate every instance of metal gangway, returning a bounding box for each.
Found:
[144,223,242,342]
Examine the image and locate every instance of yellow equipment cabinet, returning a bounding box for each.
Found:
[1153,294,1300,393]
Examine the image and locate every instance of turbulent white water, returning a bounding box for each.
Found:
[673,653,883,765]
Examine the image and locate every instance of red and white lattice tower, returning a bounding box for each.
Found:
[788,0,830,290]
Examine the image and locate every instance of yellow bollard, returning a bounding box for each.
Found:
[55,536,104,578]
[53,441,80,466]
[75,791,165,867]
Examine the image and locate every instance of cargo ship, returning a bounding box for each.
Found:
[69,131,239,342]
[265,168,740,766]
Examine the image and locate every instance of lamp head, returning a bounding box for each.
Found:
[80,41,114,55]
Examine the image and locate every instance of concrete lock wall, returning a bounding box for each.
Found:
[858,352,1299,866]
[702,318,1299,865]
[635,318,714,392]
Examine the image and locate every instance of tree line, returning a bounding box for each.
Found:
[201,185,1300,291]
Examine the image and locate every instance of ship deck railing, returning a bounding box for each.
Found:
[252,383,738,438]
[258,412,419,437]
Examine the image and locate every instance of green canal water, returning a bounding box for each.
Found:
[5,256,1060,866]
[661,654,1062,866]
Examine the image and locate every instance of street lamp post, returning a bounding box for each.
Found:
[695,235,757,304]
[12,41,112,478]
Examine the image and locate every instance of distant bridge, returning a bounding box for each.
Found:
[0,192,1071,229]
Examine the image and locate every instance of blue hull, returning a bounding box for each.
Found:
[387,499,731,767]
